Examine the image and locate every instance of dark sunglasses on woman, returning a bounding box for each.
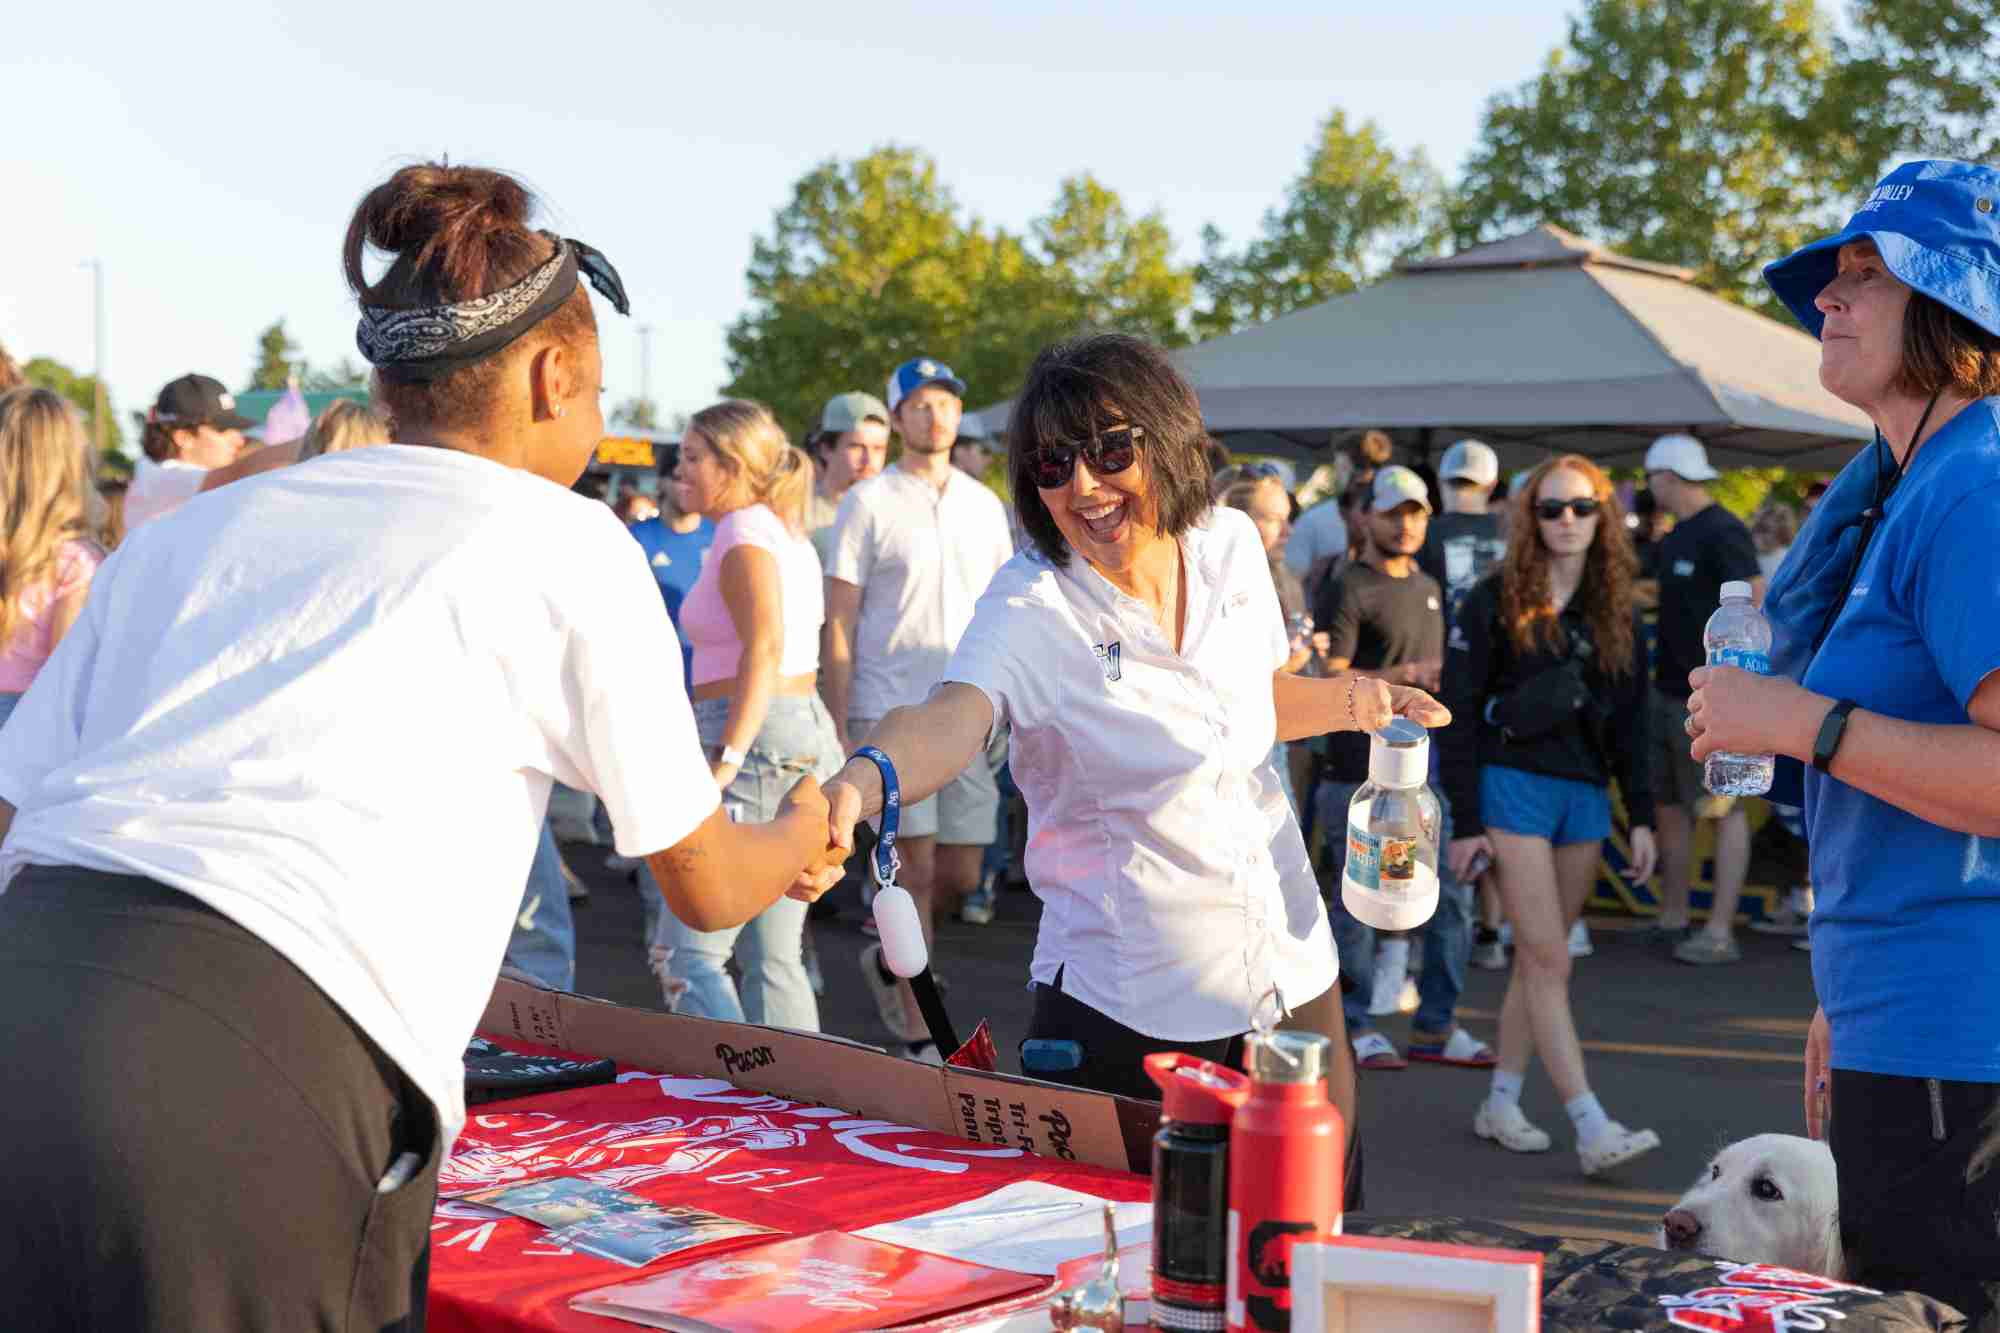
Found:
[1534,497,1602,521]
[1028,425,1142,490]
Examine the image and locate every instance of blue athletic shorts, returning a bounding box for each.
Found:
[1479,765,1611,846]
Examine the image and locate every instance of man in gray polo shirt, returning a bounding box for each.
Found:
[823,357,1014,1055]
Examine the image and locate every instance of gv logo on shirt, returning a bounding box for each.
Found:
[1092,641,1123,683]
[652,551,670,567]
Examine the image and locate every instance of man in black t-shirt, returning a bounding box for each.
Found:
[1314,468,1490,1071]
[1643,435,1764,966]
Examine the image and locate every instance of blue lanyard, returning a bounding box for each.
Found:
[853,745,900,891]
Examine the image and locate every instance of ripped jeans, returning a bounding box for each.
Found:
[650,694,840,1031]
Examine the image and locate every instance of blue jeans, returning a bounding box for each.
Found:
[0,692,20,729]
[1315,780,1471,1035]
[503,819,576,991]
[656,694,840,1031]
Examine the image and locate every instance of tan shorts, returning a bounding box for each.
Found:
[1652,688,1736,820]
[850,717,1002,845]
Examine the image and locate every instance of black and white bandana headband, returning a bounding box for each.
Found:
[356,232,630,381]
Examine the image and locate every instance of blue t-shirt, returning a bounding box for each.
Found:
[1789,399,2000,1083]
[627,515,715,691]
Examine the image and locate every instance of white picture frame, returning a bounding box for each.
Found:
[1290,1235,1541,1333]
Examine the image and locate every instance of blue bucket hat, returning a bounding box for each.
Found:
[1763,158,2000,340]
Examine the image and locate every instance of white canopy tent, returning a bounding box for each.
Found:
[978,225,1872,472]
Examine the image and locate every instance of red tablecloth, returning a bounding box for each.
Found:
[428,1038,1150,1333]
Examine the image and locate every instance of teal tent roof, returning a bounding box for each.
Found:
[232,388,368,425]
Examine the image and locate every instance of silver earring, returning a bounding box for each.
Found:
[553,404,566,419]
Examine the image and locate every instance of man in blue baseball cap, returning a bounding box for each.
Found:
[1688,160,2000,1321]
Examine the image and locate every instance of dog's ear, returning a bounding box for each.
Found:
[1819,1211,1846,1281]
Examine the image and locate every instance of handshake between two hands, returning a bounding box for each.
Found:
[776,775,865,906]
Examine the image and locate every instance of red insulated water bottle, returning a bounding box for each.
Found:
[1225,1030,1344,1333]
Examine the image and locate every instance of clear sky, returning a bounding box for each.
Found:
[1,1,1576,435]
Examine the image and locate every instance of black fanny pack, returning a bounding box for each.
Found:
[1487,615,1605,744]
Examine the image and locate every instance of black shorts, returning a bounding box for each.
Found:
[1025,969,1364,1213]
[0,866,440,1332]
[1830,1067,2000,1323]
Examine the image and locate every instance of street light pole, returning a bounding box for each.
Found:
[637,324,655,423]
[82,259,107,457]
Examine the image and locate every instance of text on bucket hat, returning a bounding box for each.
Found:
[886,357,967,414]
[1643,433,1719,482]
[1370,464,1433,513]
[1764,159,2000,341]
[819,391,889,435]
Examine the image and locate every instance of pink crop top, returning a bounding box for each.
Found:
[678,504,825,687]
[0,539,104,693]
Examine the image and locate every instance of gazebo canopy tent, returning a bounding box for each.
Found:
[978,225,1872,473]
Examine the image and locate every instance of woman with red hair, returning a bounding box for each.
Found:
[1438,454,1661,1176]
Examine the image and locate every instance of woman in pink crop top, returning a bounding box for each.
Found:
[0,389,106,725]
[656,398,841,1030]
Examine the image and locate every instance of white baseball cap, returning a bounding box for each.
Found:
[1643,433,1719,482]
[1370,465,1433,514]
[1439,438,1499,486]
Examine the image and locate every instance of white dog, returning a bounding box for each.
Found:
[1657,1134,1844,1279]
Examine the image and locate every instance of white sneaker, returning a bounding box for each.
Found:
[1579,1121,1661,1176]
[860,943,926,1043]
[1751,887,1813,936]
[1474,1097,1552,1153]
[904,1040,944,1066]
[1568,921,1594,957]
[1470,932,1509,971]
[1368,970,1419,1017]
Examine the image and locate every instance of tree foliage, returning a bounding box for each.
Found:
[302,358,370,392]
[724,147,1192,433]
[21,356,129,467]
[1452,0,1846,314]
[247,319,300,391]
[1194,110,1446,338]
[1826,0,2000,174]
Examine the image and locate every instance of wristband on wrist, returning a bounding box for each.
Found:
[1812,699,1859,774]
[852,745,902,890]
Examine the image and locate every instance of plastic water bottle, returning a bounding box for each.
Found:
[1340,719,1442,931]
[1702,580,1775,796]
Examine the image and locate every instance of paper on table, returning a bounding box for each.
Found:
[854,1181,1151,1276]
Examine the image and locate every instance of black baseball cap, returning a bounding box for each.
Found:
[152,374,254,431]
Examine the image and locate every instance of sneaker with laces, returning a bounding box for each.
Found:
[959,876,997,925]
[860,942,925,1042]
[1474,1098,1552,1153]
[1578,1121,1661,1176]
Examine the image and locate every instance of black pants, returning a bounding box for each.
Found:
[1830,1068,2000,1325]
[1026,971,1364,1212]
[0,866,440,1332]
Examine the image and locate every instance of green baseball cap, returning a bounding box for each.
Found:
[819,390,890,435]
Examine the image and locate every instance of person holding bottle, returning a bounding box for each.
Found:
[1690,159,2000,1320]
[1439,455,1661,1176]
[817,334,1450,1210]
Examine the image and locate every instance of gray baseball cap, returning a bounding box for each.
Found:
[819,390,890,435]
[1370,465,1434,514]
[1439,439,1499,486]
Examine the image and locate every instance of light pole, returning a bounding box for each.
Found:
[81,259,107,457]
[637,324,655,426]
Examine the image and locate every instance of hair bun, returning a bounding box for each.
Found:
[344,163,544,306]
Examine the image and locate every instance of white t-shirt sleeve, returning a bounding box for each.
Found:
[824,489,875,587]
[547,518,719,858]
[942,563,1047,740]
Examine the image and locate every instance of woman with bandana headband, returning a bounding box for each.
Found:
[0,163,841,1329]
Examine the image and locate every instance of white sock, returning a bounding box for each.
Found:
[1488,1070,1525,1107]
[1565,1091,1611,1142]
[1377,936,1412,980]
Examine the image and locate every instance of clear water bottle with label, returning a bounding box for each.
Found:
[1702,580,1775,796]
[1340,719,1442,931]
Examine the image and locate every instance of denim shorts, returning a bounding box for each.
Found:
[692,694,842,823]
[1479,765,1611,846]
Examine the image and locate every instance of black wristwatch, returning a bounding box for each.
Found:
[1812,699,1859,773]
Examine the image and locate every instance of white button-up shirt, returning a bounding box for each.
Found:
[944,507,1336,1041]
[827,463,1014,720]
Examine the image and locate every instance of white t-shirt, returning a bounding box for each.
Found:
[1284,499,1348,578]
[826,463,1013,720]
[944,506,1336,1041]
[679,503,825,686]
[123,455,212,532]
[0,445,717,1143]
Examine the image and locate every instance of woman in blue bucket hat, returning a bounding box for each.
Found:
[1686,159,2000,1317]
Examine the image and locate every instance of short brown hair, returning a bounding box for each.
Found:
[1349,429,1393,467]
[1007,335,1212,567]
[1895,292,2000,400]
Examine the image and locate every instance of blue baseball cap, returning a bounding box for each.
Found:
[1764,158,2000,340]
[886,356,967,414]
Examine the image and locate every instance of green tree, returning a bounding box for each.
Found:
[247,319,300,391]
[302,358,370,392]
[21,356,129,470]
[1824,0,2000,176]
[1194,109,1446,339]
[1030,174,1193,347]
[1451,0,1845,314]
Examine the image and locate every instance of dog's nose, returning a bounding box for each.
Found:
[1662,1209,1703,1249]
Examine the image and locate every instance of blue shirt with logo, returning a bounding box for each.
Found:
[627,515,715,692]
[1789,400,2000,1082]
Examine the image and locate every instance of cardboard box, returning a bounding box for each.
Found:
[478,978,1158,1175]
[1290,1235,1541,1333]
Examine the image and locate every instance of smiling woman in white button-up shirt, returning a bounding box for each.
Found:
[821,335,1448,1201]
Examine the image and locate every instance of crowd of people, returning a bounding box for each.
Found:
[0,154,1997,1325]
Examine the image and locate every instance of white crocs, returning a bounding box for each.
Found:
[1578,1122,1661,1176]
[1474,1097,1552,1153]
